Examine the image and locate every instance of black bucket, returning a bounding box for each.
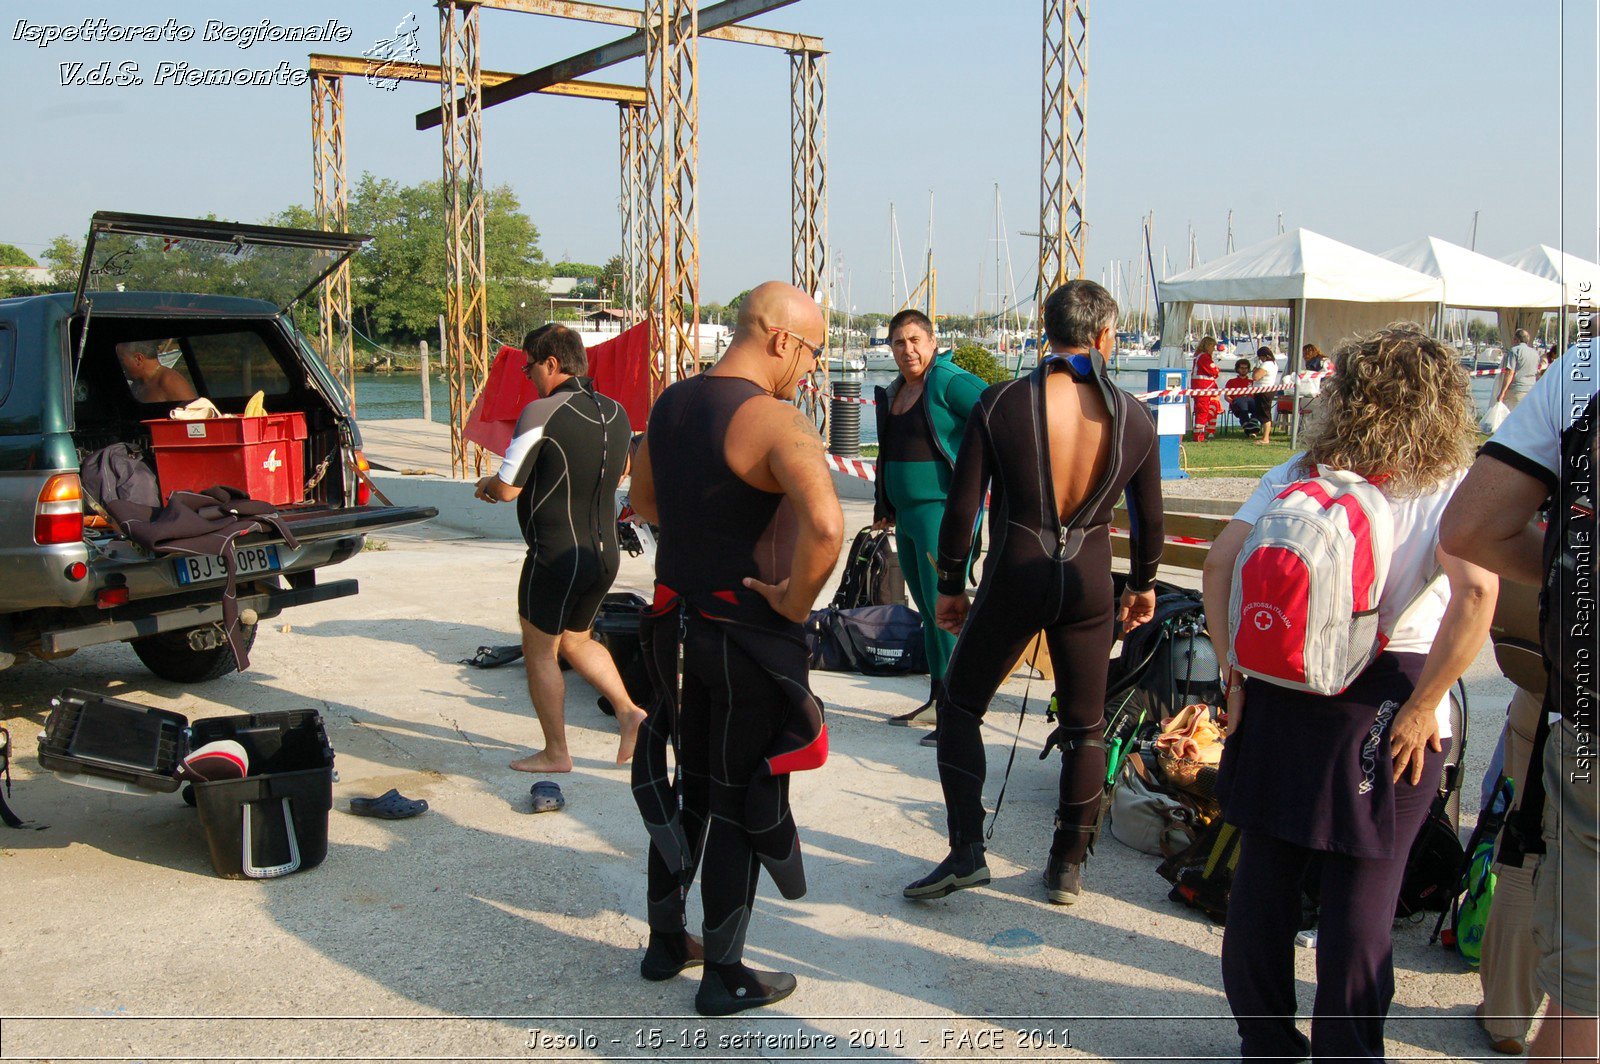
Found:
[189,711,333,880]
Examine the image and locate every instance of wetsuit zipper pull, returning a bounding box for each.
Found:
[1055,527,1072,560]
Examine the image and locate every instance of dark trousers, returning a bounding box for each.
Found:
[1221,742,1446,1061]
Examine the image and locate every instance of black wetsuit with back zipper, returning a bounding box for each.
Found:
[934,353,1164,862]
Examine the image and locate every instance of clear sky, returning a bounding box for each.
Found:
[1,1,1594,313]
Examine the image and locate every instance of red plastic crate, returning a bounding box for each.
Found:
[144,413,308,506]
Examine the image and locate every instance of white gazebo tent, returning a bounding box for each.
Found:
[1501,244,1600,309]
[1381,236,1564,350]
[1157,229,1445,443]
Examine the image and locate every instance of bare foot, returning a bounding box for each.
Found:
[615,706,648,765]
[510,750,572,773]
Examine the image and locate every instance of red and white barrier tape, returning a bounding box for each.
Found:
[826,453,876,481]
[806,364,1502,407]
[1111,525,1213,547]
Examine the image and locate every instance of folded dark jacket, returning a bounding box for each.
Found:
[106,486,299,671]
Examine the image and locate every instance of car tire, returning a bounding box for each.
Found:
[132,623,257,683]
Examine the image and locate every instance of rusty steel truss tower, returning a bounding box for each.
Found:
[644,0,701,390]
[307,54,645,477]
[437,0,490,475]
[310,2,824,474]
[311,72,353,410]
[1035,0,1088,322]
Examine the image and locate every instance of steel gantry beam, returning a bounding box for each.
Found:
[307,53,645,103]
[617,101,647,323]
[645,0,700,393]
[439,0,490,477]
[416,0,802,130]
[310,72,355,411]
[473,0,822,51]
[1035,0,1088,322]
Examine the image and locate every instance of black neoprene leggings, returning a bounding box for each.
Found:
[634,612,792,967]
[936,526,1117,862]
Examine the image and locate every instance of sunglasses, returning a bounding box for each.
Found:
[768,326,824,360]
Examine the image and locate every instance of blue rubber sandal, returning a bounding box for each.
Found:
[529,780,566,814]
[349,788,429,819]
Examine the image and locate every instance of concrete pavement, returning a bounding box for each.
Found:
[0,497,1517,1062]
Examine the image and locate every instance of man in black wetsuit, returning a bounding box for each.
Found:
[628,282,844,1016]
[473,324,643,772]
[904,279,1164,905]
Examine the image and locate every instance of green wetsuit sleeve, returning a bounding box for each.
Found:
[940,365,987,423]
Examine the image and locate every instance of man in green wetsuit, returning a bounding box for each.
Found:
[872,309,986,743]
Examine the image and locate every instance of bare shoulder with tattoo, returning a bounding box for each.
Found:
[726,395,826,493]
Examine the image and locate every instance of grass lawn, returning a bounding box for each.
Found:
[1180,428,1296,478]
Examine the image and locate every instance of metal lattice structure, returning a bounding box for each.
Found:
[644,0,701,394]
[788,47,828,431]
[307,51,645,447]
[310,3,822,473]
[438,1,490,477]
[311,72,355,410]
[617,101,647,324]
[1035,0,1088,321]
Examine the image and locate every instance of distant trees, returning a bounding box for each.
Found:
[288,174,545,344]
[950,342,1009,385]
[0,243,35,268]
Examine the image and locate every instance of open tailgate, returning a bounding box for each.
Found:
[275,504,438,543]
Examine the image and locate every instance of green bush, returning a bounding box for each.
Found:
[950,342,1008,386]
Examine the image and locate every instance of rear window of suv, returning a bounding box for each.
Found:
[187,331,291,397]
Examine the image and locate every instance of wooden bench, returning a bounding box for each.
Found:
[1111,497,1236,578]
[1013,498,1238,679]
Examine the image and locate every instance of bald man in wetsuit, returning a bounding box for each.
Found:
[905,278,1164,906]
[628,282,844,1016]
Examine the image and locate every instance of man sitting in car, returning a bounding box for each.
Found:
[116,340,196,405]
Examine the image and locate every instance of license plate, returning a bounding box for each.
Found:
[173,545,281,586]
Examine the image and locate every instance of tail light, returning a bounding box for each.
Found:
[354,450,372,506]
[35,473,84,545]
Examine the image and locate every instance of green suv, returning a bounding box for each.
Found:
[0,212,434,681]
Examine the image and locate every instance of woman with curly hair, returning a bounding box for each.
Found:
[1200,323,1499,1060]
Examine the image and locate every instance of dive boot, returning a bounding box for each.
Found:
[1043,855,1082,905]
[694,966,798,1016]
[888,680,941,726]
[903,842,990,900]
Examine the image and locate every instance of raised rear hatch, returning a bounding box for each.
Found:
[75,211,368,314]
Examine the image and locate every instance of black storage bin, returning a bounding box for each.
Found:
[38,691,187,792]
[188,711,334,880]
[38,691,333,880]
[592,592,653,713]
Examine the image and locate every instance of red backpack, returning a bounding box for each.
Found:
[1228,469,1396,696]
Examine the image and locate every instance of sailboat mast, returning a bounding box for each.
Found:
[888,203,898,312]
